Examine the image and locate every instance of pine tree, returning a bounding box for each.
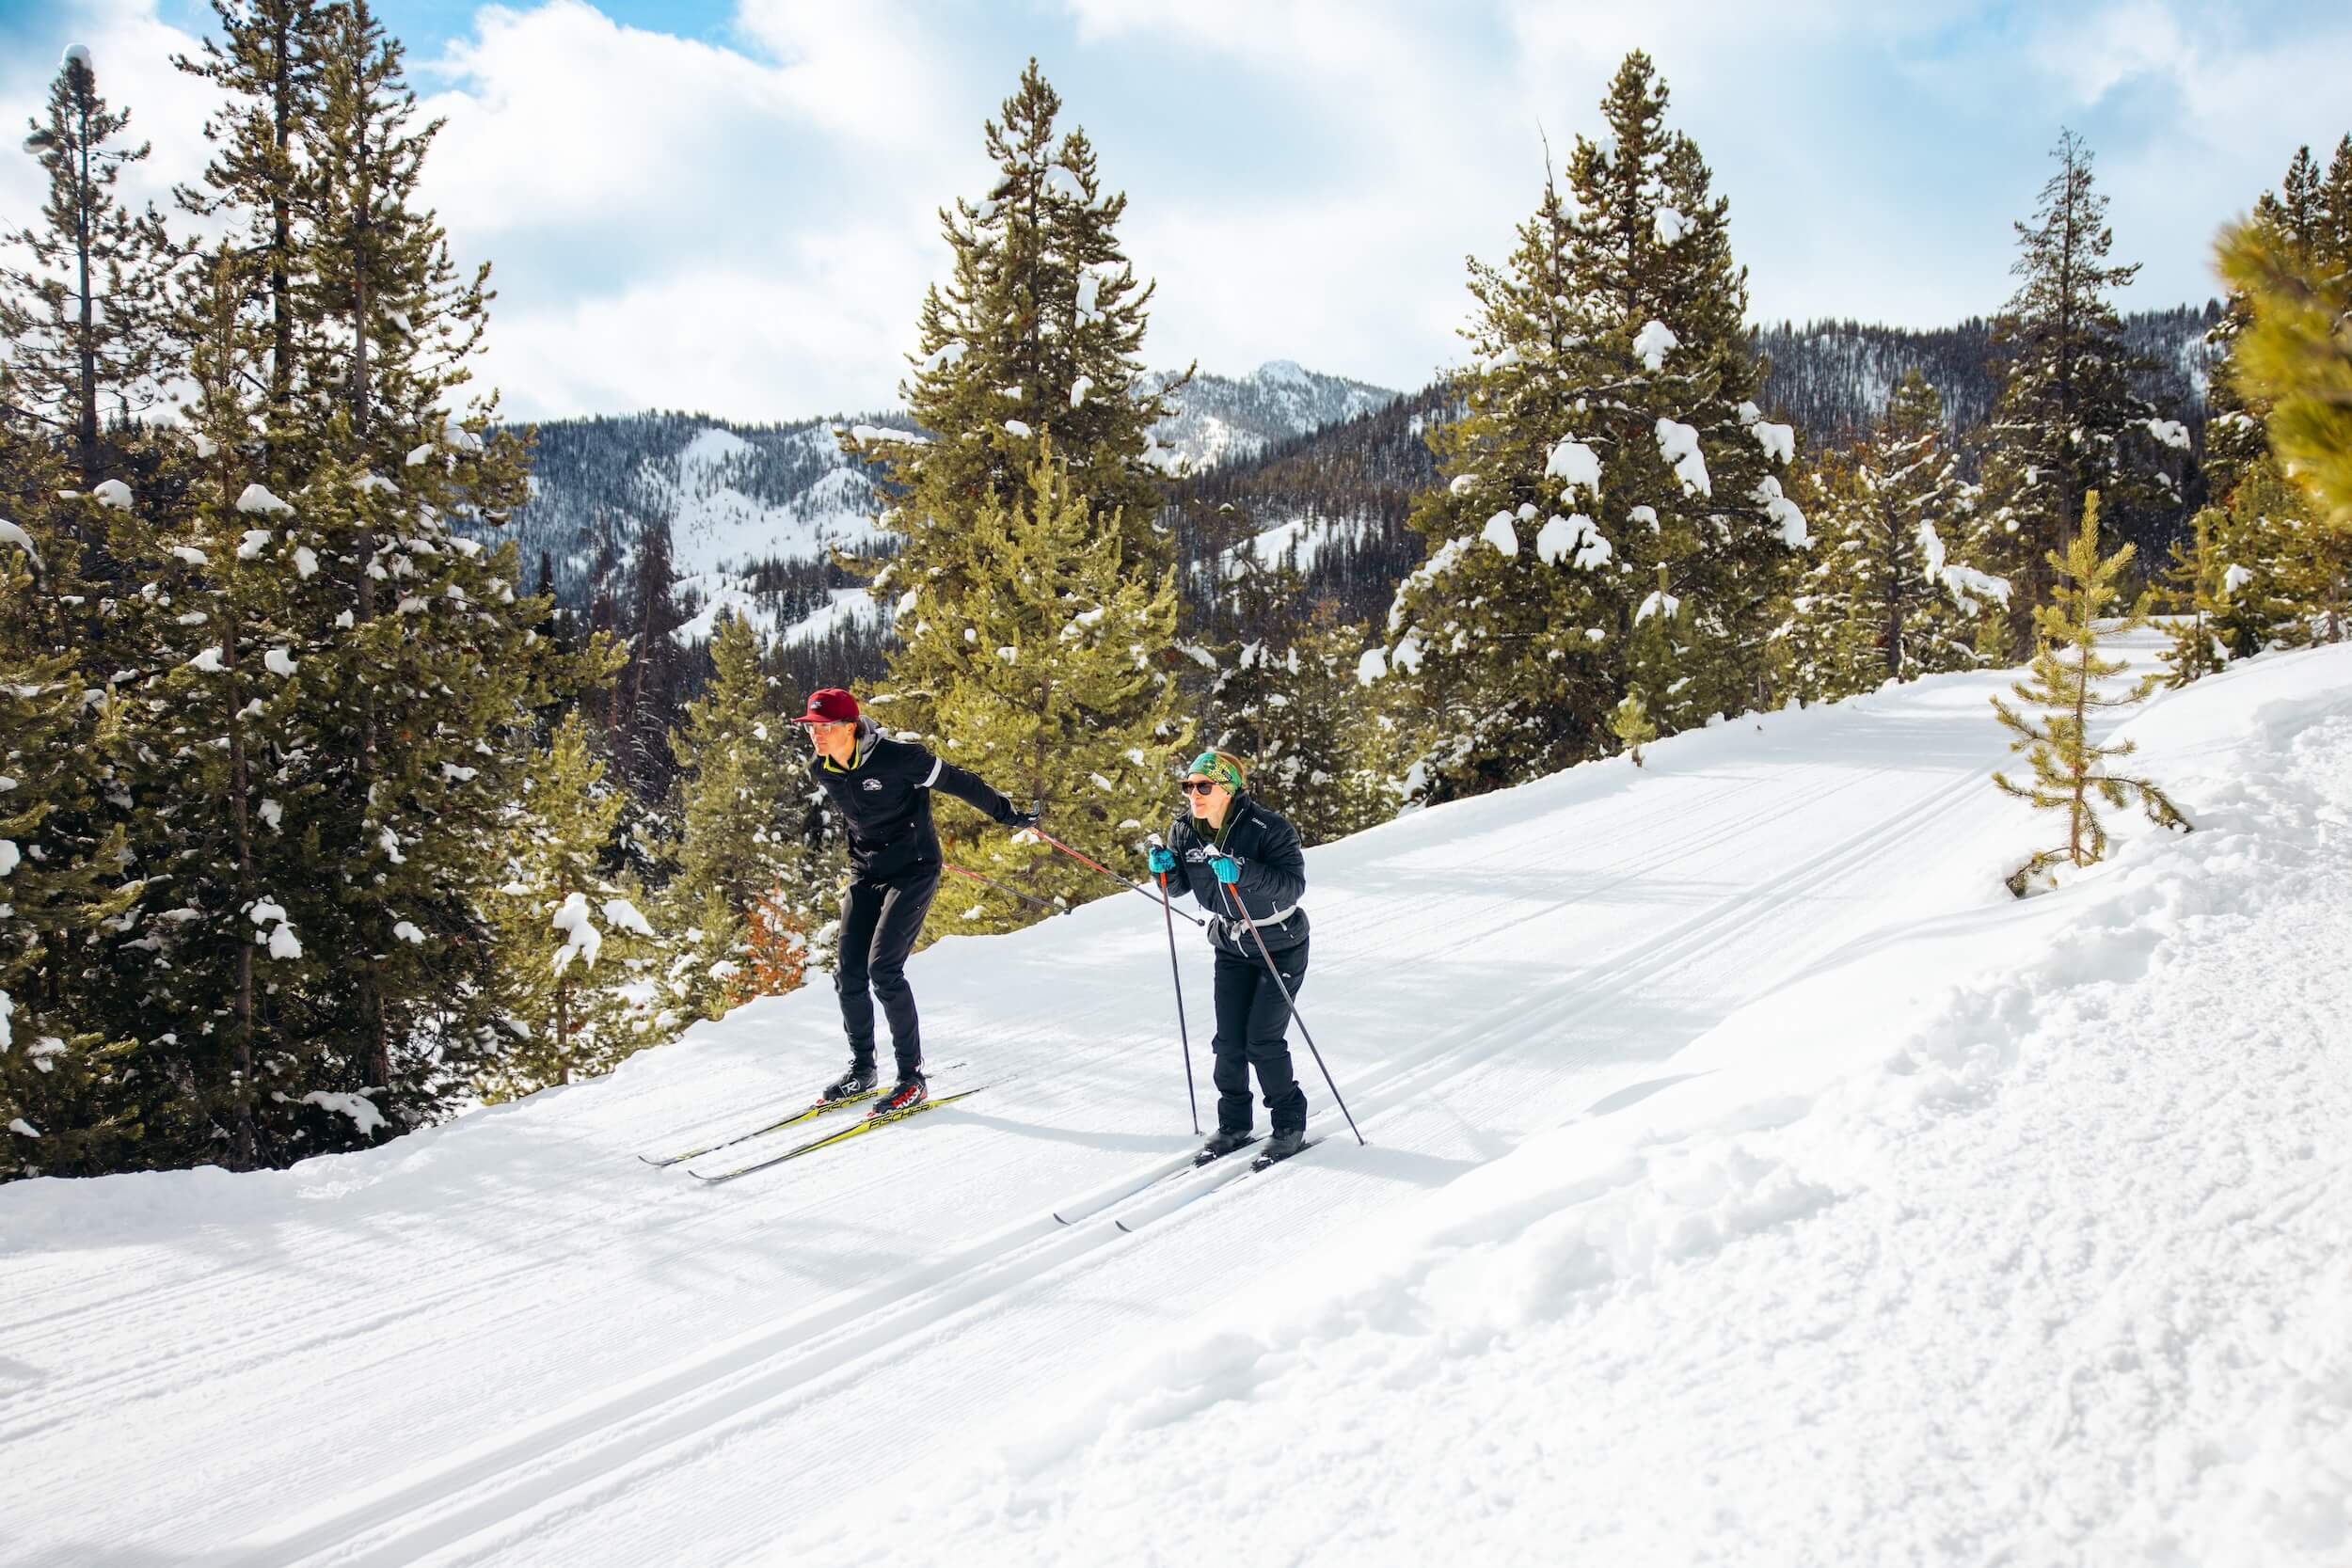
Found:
[1992,493,2190,897]
[660,610,813,1022]
[1,45,184,494]
[1796,372,1999,698]
[919,439,1187,934]
[1610,689,1658,768]
[1380,53,1807,801]
[855,59,1184,742]
[1979,131,2179,653]
[1234,606,1388,845]
[274,0,585,1136]
[479,711,661,1101]
[2157,505,2230,686]
[0,515,141,1179]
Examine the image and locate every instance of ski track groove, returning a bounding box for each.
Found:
[211,754,1988,1568]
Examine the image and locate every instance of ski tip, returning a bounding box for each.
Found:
[1051,1211,1073,1226]
[1113,1217,1136,1234]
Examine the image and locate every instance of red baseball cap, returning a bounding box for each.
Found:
[789,688,859,724]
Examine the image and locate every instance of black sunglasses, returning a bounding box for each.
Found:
[1180,779,1223,796]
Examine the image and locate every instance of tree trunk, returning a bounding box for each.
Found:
[73,88,99,489]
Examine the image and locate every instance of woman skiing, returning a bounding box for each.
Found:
[1145,750,1311,1165]
[793,688,1036,1115]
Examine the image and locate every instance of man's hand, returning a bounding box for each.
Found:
[1005,808,1041,832]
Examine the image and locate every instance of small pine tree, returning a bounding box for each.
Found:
[1992,493,2191,896]
[1611,689,1658,768]
[660,611,811,1022]
[479,711,661,1101]
[2158,505,2230,685]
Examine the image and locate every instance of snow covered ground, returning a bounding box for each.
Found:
[4,633,2346,1567]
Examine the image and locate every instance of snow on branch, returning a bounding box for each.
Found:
[235,483,294,516]
[1655,419,1711,497]
[1632,320,1678,371]
[1750,476,1810,547]
[1544,436,1602,505]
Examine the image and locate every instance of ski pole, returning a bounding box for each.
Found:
[1218,880,1364,1146]
[1032,830,1205,927]
[945,861,1063,916]
[1149,833,1201,1134]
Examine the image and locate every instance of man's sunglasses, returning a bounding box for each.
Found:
[1179,779,1223,796]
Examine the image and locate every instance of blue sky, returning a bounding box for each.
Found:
[7,0,2350,422]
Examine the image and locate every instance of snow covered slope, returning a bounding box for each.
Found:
[4,635,2346,1568]
[1152,358,1396,470]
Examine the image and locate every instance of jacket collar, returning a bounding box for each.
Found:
[822,717,882,772]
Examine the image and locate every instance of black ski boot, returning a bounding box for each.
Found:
[871,1072,928,1117]
[1254,1128,1307,1168]
[1195,1128,1255,1166]
[822,1059,878,1102]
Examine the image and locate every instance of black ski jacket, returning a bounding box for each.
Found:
[809,720,1022,880]
[1163,793,1310,957]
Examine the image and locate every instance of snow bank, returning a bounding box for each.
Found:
[832,643,2352,1568]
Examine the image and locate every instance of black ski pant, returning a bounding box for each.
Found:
[835,863,940,1077]
[1211,937,1309,1135]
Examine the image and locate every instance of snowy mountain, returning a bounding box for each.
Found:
[493,410,911,650]
[8,630,2345,1565]
[1149,358,1399,471]
[495,360,1391,648]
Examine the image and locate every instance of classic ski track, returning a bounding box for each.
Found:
[0,767,1789,1382]
[215,757,1987,1568]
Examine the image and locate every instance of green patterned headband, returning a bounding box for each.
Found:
[1185,751,1245,791]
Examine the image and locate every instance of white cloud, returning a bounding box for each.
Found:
[7,0,2351,424]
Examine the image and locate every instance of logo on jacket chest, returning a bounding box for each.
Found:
[862,778,883,792]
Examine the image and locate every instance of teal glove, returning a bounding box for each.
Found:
[1146,846,1177,875]
[1209,854,1241,884]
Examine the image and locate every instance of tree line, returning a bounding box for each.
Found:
[5,14,2346,1179]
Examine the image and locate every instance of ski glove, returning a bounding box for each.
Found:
[1146,846,1177,875]
[1209,853,1242,884]
[1004,808,1041,832]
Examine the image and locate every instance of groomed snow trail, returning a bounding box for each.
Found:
[2,637,2341,1567]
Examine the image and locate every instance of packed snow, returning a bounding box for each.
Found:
[3,632,2347,1568]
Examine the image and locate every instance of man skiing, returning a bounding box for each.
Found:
[1145,750,1312,1165]
[793,688,1037,1115]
